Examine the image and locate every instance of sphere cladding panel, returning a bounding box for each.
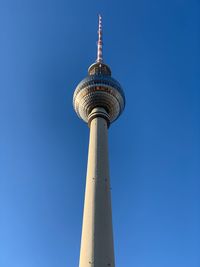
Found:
[73,75,125,123]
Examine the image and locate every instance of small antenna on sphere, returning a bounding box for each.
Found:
[97,14,103,63]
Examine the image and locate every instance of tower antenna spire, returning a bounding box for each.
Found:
[97,14,103,63]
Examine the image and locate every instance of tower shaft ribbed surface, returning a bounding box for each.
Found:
[79,113,115,267]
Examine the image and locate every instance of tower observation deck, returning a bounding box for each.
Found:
[73,15,125,267]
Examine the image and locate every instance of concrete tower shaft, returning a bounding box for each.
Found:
[79,108,115,267]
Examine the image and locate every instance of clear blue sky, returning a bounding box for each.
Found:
[0,0,199,266]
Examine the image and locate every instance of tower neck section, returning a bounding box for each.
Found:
[88,107,110,127]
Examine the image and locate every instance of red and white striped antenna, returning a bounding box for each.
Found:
[97,14,103,63]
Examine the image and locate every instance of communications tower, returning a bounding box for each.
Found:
[73,15,125,267]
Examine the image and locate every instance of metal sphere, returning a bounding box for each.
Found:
[73,73,125,124]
